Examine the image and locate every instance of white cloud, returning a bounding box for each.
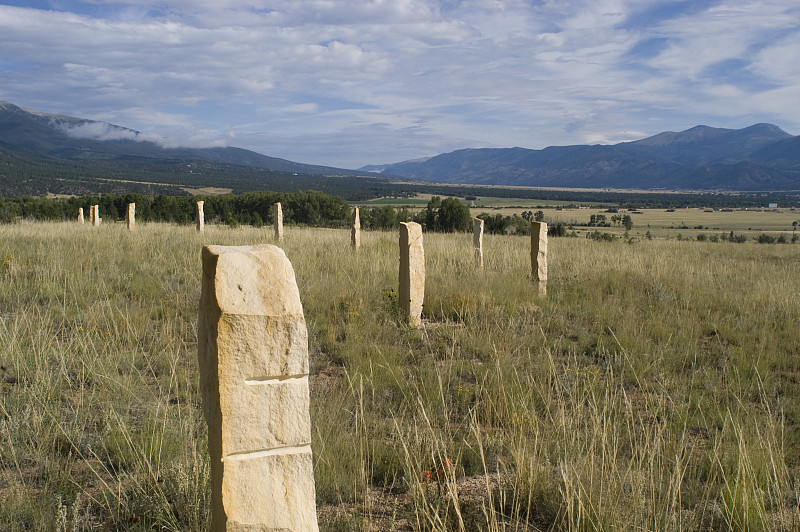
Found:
[57,117,228,148]
[58,120,141,141]
[0,0,798,168]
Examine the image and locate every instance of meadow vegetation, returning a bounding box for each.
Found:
[0,220,798,530]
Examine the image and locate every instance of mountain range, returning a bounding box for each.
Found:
[1,101,799,193]
[0,101,366,177]
[363,124,800,190]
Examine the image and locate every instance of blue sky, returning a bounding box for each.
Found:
[1,0,798,168]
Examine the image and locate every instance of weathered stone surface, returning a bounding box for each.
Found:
[531,221,547,294]
[473,218,484,267]
[92,205,100,227]
[78,208,84,224]
[351,207,360,248]
[197,201,205,233]
[399,222,424,327]
[127,203,135,231]
[222,452,316,532]
[273,202,283,241]
[199,244,318,532]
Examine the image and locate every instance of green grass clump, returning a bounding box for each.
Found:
[0,221,798,530]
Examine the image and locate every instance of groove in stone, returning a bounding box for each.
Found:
[244,374,309,385]
[223,443,312,462]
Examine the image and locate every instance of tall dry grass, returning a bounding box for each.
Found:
[0,221,798,530]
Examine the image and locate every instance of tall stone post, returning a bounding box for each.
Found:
[351,207,360,249]
[531,221,548,294]
[199,244,319,532]
[273,202,284,241]
[473,218,484,267]
[78,208,84,224]
[399,222,424,327]
[92,205,100,227]
[196,201,205,233]
[127,203,135,231]
[89,205,94,225]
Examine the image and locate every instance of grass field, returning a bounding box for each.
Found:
[359,195,799,240]
[1,221,799,530]
[361,195,592,209]
[492,207,800,236]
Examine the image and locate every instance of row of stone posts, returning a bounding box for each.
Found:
[195,216,548,530]
[194,200,285,241]
[76,205,546,296]
[81,200,285,236]
[78,205,102,226]
[395,219,547,326]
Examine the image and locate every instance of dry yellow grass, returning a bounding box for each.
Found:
[0,221,798,530]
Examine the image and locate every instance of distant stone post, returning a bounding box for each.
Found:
[127,203,135,231]
[198,244,319,532]
[399,222,425,327]
[351,207,361,249]
[92,205,100,227]
[473,218,484,267]
[196,201,205,233]
[273,202,284,241]
[78,208,84,224]
[531,221,548,294]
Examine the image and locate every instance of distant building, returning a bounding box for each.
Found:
[769,203,778,209]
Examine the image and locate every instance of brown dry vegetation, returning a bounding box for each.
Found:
[0,221,799,531]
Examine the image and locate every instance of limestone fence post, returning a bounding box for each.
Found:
[78,208,84,224]
[351,207,360,249]
[531,221,547,294]
[196,201,205,233]
[399,221,424,327]
[92,205,100,227]
[127,203,135,231]
[273,202,284,241]
[473,218,484,267]
[198,244,319,531]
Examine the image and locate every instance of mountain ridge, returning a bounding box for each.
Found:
[364,123,799,190]
[0,101,369,177]
[2,101,799,192]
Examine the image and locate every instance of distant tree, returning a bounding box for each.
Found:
[589,214,608,227]
[422,196,442,230]
[396,208,413,223]
[436,197,471,232]
[225,212,239,228]
[622,214,633,231]
[548,222,567,237]
[369,205,398,230]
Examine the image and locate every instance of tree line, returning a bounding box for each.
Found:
[0,191,584,238]
[0,191,477,233]
[0,191,352,227]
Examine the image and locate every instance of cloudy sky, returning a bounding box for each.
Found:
[1,1,798,169]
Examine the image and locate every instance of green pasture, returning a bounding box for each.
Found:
[474,206,800,238]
